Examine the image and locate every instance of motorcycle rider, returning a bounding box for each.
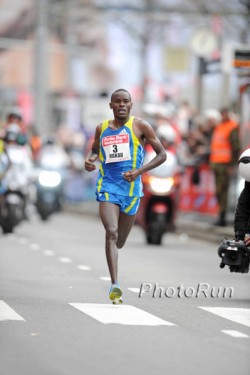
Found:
[4,112,27,143]
[36,135,70,212]
[234,148,250,246]
[156,124,179,154]
[5,112,25,130]
[0,136,12,205]
[38,135,70,170]
[3,124,34,220]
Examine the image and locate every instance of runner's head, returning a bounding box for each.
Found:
[110,89,131,102]
[110,89,133,121]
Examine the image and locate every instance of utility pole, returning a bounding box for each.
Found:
[33,0,49,135]
[140,0,152,106]
[196,57,205,114]
[65,0,78,90]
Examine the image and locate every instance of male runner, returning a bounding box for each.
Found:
[84,89,166,303]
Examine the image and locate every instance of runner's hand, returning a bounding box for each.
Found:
[84,155,98,171]
[123,169,140,182]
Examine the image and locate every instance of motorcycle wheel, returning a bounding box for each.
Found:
[146,230,162,245]
[36,202,53,221]
[1,205,17,233]
[2,225,13,234]
[146,213,166,245]
[38,209,50,221]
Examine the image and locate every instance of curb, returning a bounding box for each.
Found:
[175,220,233,243]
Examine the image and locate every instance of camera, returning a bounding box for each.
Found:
[218,238,250,273]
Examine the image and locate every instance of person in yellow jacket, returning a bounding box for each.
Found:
[209,108,241,226]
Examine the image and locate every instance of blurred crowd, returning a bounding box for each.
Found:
[0,97,245,227]
[146,100,242,226]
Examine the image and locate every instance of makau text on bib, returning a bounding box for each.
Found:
[138,283,234,298]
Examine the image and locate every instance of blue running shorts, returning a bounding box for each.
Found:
[96,192,140,216]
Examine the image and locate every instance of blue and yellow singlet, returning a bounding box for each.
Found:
[96,116,145,197]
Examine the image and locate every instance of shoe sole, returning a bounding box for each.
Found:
[113,297,123,305]
[109,287,122,301]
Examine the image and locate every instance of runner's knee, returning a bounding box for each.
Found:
[106,225,118,243]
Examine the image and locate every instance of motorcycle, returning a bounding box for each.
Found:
[35,142,69,221]
[36,169,64,220]
[0,144,35,233]
[136,148,181,245]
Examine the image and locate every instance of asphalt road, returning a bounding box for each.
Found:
[0,211,249,375]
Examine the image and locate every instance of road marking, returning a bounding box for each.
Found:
[58,257,72,263]
[77,265,92,271]
[8,234,17,241]
[18,237,28,245]
[221,330,249,338]
[43,250,55,256]
[30,332,40,336]
[128,288,140,293]
[200,307,250,328]
[0,300,25,321]
[69,303,176,326]
[30,243,41,251]
[99,276,111,281]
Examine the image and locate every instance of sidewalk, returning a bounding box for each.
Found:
[64,200,234,244]
[174,211,234,243]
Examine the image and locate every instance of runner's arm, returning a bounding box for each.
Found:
[138,120,166,174]
[84,124,101,171]
[124,120,166,181]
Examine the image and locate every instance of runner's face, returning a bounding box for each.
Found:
[110,92,133,120]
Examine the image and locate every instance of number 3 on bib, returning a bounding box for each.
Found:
[103,134,131,163]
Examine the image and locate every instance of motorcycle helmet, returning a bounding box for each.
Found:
[156,124,177,144]
[238,148,250,182]
[4,124,21,143]
[204,109,221,124]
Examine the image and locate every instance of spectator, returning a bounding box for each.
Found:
[209,108,241,226]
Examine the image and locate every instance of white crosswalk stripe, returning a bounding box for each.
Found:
[221,330,249,338]
[69,303,176,326]
[0,300,25,321]
[200,307,250,328]
[127,287,140,293]
[1,297,249,334]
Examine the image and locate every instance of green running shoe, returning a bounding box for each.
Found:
[109,283,122,301]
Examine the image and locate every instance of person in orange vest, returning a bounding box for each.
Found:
[209,108,241,226]
[29,127,42,162]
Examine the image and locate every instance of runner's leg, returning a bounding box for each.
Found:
[99,201,120,284]
[117,211,136,249]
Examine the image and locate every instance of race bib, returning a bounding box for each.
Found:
[102,134,131,163]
